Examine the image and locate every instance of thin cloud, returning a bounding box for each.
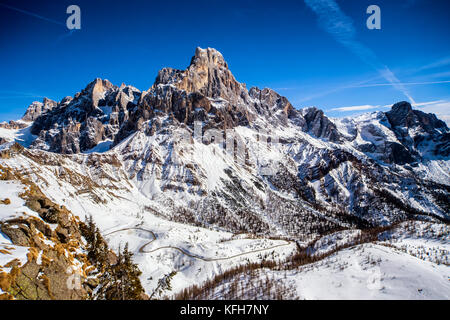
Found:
[0,96,44,100]
[330,104,383,112]
[304,0,416,104]
[296,73,385,103]
[411,100,445,107]
[273,87,295,91]
[293,59,450,104]
[415,71,450,80]
[331,100,450,117]
[0,90,45,99]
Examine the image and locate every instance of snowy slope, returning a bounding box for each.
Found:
[196,242,449,300]
[292,243,449,299]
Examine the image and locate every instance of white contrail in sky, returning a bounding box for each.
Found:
[0,3,65,27]
[351,80,450,88]
[0,3,76,42]
[304,0,416,104]
[415,56,450,72]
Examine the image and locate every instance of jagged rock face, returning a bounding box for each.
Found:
[22,102,44,122]
[177,47,242,101]
[154,48,242,100]
[385,101,447,131]
[334,103,449,166]
[116,48,323,145]
[29,79,141,154]
[385,101,449,159]
[22,98,57,122]
[248,87,300,127]
[27,48,259,153]
[115,48,259,143]
[386,101,413,127]
[0,173,88,299]
[0,120,29,131]
[27,47,350,153]
[301,107,342,142]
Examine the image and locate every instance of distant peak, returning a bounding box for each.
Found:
[390,101,412,114]
[386,100,448,133]
[85,78,114,92]
[190,47,228,69]
[22,97,56,122]
[77,78,116,110]
[42,97,56,105]
[386,101,413,126]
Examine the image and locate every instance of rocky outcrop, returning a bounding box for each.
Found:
[28,79,141,154]
[0,178,89,299]
[0,120,29,131]
[175,47,243,101]
[385,101,449,160]
[301,107,342,142]
[0,160,149,300]
[248,87,299,126]
[22,98,57,122]
[114,48,258,143]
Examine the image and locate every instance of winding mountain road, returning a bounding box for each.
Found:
[104,227,292,262]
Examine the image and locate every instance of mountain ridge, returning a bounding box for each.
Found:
[17,47,448,162]
[0,47,447,236]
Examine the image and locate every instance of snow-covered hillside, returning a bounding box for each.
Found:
[200,243,449,300]
[180,221,448,300]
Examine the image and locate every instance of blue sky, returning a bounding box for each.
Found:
[1,0,449,123]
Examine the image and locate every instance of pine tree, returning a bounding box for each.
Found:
[81,215,108,269]
[149,271,177,299]
[80,217,145,300]
[95,243,145,300]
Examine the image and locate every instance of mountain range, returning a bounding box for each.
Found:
[0,47,448,300]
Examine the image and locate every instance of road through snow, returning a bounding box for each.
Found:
[104,227,292,261]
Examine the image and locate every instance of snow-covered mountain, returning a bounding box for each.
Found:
[0,47,448,300]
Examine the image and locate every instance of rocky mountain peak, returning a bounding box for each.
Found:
[82,78,116,109]
[84,78,115,92]
[391,101,412,112]
[248,86,298,125]
[27,77,141,154]
[386,101,448,132]
[22,98,57,122]
[190,47,228,70]
[151,47,241,105]
[153,68,185,87]
[301,107,342,142]
[386,101,413,127]
[380,102,449,160]
[162,47,243,102]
